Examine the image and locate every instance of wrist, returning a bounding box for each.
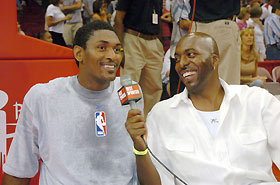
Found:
[133,146,148,156]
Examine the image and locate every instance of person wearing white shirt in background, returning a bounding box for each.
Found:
[46,0,72,46]
[125,32,280,185]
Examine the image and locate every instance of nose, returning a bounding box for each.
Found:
[105,47,116,60]
[178,55,190,68]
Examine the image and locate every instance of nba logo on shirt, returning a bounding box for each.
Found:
[95,111,107,137]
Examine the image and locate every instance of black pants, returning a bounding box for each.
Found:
[170,57,185,97]
[49,31,66,47]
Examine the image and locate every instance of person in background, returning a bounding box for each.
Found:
[169,0,241,97]
[37,30,53,43]
[1,20,143,185]
[114,0,164,117]
[264,1,280,60]
[46,0,72,46]
[240,28,266,86]
[125,32,280,185]
[237,7,251,30]
[249,5,266,61]
[61,0,83,46]
[92,0,109,23]
[83,0,96,24]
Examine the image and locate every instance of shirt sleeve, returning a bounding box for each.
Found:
[270,16,280,38]
[262,93,280,169]
[115,0,132,12]
[3,87,40,178]
[46,5,55,17]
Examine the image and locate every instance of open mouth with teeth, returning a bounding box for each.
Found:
[182,69,198,79]
[101,63,117,73]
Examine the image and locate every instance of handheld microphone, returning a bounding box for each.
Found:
[118,75,142,109]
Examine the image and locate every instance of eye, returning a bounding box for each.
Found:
[97,45,106,51]
[113,47,124,53]
[186,52,196,58]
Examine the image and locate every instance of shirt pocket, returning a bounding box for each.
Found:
[237,127,267,145]
[165,140,195,153]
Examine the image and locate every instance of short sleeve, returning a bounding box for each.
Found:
[46,5,55,17]
[3,86,40,178]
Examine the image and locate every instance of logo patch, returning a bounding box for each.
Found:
[95,111,107,137]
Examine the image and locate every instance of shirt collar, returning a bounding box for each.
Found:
[170,78,238,108]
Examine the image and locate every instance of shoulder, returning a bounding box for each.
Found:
[25,76,73,101]
[228,84,274,105]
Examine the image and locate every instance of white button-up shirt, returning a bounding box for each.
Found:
[146,79,280,185]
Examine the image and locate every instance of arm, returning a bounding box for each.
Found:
[46,14,72,27]
[125,109,161,185]
[1,173,30,185]
[114,10,126,43]
[84,2,93,17]
[61,0,82,12]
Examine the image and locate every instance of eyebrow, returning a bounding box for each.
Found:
[174,48,195,56]
[97,40,121,46]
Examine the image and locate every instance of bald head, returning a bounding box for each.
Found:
[177,32,219,57]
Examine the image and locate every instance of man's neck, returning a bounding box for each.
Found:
[189,78,225,111]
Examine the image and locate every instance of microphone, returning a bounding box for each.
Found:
[118,75,142,109]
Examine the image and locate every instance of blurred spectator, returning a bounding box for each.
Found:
[264,2,280,60]
[92,0,109,23]
[83,0,95,24]
[249,5,266,60]
[61,0,83,46]
[240,28,266,86]
[107,0,118,25]
[46,0,72,46]
[260,0,276,21]
[160,0,172,52]
[37,30,53,43]
[160,48,171,100]
[237,7,250,30]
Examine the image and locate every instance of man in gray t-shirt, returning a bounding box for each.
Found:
[2,20,143,185]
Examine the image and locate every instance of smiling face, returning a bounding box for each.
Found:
[74,29,123,91]
[174,33,218,94]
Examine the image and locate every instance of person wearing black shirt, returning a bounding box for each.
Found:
[114,0,164,117]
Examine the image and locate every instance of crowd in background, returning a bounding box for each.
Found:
[16,0,280,100]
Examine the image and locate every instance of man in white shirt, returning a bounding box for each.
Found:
[125,32,280,185]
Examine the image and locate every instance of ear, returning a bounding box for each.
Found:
[211,54,220,70]
[73,45,84,65]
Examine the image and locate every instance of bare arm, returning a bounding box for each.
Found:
[113,10,126,43]
[1,173,31,185]
[46,14,72,27]
[61,0,82,12]
[125,109,161,185]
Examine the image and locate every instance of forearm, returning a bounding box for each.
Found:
[1,173,31,185]
[113,11,125,43]
[47,17,66,27]
[62,1,82,11]
[136,153,161,185]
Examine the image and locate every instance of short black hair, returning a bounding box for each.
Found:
[272,1,280,12]
[50,0,59,5]
[92,0,105,14]
[73,20,118,67]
